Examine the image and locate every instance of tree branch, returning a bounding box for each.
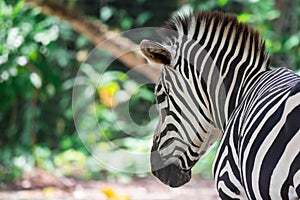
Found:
[24,0,160,82]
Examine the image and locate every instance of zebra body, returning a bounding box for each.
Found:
[215,67,300,199]
[140,11,300,199]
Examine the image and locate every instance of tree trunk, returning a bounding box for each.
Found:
[273,0,299,68]
[24,0,161,82]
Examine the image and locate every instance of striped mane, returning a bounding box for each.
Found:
[163,11,270,69]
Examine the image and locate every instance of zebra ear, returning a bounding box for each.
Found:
[140,40,172,66]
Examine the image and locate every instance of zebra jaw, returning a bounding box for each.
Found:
[151,151,191,187]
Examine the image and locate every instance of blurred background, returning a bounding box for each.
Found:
[0,0,299,199]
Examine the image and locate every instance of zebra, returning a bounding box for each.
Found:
[140,11,300,199]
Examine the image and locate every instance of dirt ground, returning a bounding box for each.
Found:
[0,170,218,200]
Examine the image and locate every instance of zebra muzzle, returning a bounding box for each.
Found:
[150,151,191,187]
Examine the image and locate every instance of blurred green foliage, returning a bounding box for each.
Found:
[0,0,299,184]
[0,0,78,182]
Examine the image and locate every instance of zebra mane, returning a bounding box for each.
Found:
[163,10,270,68]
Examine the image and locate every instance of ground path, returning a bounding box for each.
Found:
[0,174,218,200]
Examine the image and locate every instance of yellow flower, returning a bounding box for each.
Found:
[102,187,130,200]
[97,83,120,108]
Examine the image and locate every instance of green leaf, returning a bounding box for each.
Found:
[137,88,155,102]
[217,0,228,7]
[0,1,12,17]
[76,35,90,48]
[34,25,59,45]
[266,10,280,20]
[100,6,115,22]
[30,72,42,89]
[283,34,300,51]
[120,17,133,30]
[135,12,152,26]
[238,13,251,23]
[12,0,25,17]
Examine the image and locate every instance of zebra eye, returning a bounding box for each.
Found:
[156,93,165,104]
[155,83,162,94]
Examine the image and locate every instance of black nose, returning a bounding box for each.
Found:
[151,151,191,187]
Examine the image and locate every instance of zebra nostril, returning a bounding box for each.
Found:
[153,134,159,141]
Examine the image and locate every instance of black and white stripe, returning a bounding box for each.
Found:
[140,11,300,199]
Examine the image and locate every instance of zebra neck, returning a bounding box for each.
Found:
[165,11,270,132]
[200,50,269,133]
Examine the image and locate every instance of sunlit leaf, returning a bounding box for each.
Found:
[135,12,152,26]
[120,17,133,30]
[30,72,42,89]
[217,0,228,7]
[34,25,59,45]
[266,10,280,20]
[136,88,155,102]
[7,28,24,48]
[100,6,115,22]
[238,13,251,23]
[16,56,27,66]
[283,34,300,51]
[123,80,139,94]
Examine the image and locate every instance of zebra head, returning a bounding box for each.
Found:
[140,12,225,187]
